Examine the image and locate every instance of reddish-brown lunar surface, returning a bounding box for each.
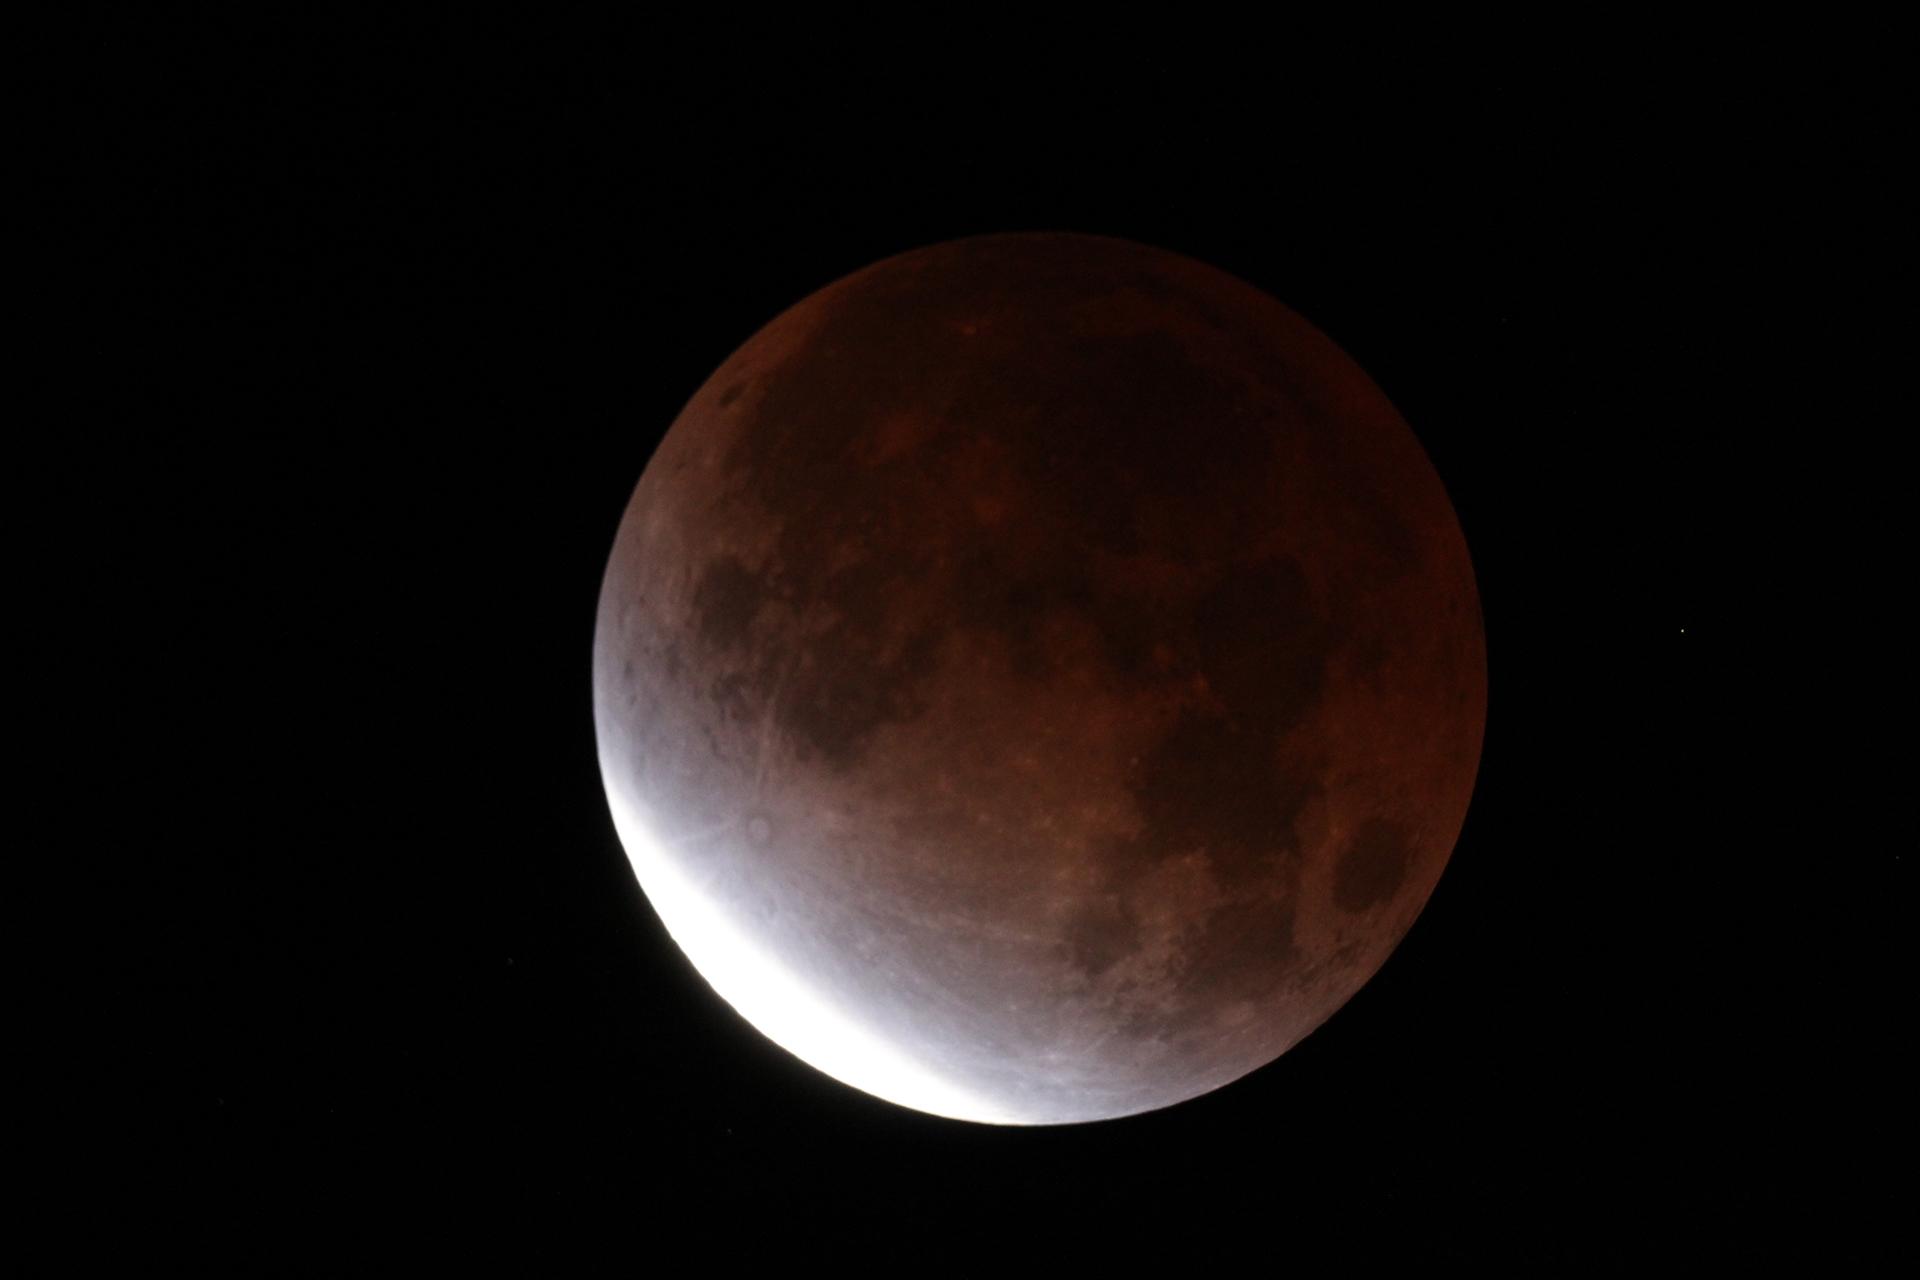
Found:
[593,234,1485,1124]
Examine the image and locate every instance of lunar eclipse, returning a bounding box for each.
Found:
[593,234,1486,1124]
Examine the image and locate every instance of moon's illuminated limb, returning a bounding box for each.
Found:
[602,785,1027,1124]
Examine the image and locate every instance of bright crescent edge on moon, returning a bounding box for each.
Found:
[603,783,1029,1123]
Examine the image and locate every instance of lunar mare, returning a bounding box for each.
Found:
[593,234,1486,1124]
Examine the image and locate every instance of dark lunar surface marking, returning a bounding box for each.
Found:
[1333,817,1416,913]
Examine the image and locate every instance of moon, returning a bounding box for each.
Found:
[593,234,1485,1124]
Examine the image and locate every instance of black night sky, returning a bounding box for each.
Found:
[63,20,1902,1267]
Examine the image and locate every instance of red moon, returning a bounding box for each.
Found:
[593,234,1485,1123]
